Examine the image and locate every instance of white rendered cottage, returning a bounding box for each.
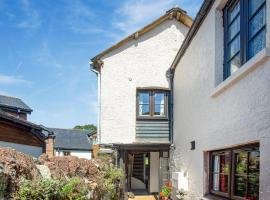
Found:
[171,0,270,199]
[91,7,192,195]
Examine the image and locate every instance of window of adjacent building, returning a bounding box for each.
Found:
[210,144,260,200]
[223,0,266,79]
[63,151,71,156]
[137,90,168,118]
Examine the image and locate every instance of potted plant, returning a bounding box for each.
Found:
[160,182,172,200]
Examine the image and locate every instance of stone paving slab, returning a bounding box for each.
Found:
[133,195,157,200]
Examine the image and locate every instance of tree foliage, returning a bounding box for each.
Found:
[73,124,97,131]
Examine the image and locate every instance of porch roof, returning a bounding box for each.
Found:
[112,143,170,151]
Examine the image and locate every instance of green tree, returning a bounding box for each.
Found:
[73,124,97,131]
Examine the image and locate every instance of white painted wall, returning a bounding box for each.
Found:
[0,141,43,158]
[56,150,92,159]
[150,152,159,193]
[99,19,189,144]
[172,1,270,199]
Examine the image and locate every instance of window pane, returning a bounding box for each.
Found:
[249,0,265,16]
[219,174,229,193]
[229,16,240,40]
[234,175,247,197]
[249,150,260,174]
[213,173,219,191]
[229,1,240,23]
[248,28,266,58]
[139,104,149,116]
[154,93,165,116]
[229,35,240,58]
[248,175,259,200]
[229,53,241,75]
[139,93,150,104]
[154,104,164,116]
[249,6,266,39]
[154,93,165,104]
[213,155,220,173]
[235,151,248,174]
[212,153,230,193]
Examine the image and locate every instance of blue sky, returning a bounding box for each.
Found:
[0,0,202,128]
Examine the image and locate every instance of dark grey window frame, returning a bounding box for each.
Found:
[209,143,260,200]
[136,89,169,120]
[223,0,266,79]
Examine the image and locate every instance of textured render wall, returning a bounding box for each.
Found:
[100,19,188,144]
[172,0,270,199]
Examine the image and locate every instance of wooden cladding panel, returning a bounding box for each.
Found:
[0,122,43,147]
[136,120,169,142]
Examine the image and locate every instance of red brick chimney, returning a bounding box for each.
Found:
[45,134,55,158]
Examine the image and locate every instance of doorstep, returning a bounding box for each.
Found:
[131,195,157,200]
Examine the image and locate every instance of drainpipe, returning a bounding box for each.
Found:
[166,68,175,144]
[90,62,101,144]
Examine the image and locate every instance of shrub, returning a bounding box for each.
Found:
[16,179,62,200]
[15,178,88,200]
[60,178,88,200]
[96,166,124,200]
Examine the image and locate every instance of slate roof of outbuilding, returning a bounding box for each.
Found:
[50,128,94,151]
[0,95,32,113]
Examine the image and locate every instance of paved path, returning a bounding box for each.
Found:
[133,195,157,200]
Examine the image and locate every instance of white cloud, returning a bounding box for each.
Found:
[0,74,32,85]
[113,0,178,35]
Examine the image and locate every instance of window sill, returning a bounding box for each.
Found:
[136,116,168,121]
[211,47,270,98]
[202,194,228,200]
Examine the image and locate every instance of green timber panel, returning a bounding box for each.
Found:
[136,120,169,142]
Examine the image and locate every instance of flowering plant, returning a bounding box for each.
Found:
[160,182,172,199]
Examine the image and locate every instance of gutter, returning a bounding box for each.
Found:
[90,62,101,144]
[170,0,215,69]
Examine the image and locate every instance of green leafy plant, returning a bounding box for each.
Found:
[60,178,88,200]
[160,182,172,199]
[16,179,62,200]
[101,166,124,200]
[15,178,88,200]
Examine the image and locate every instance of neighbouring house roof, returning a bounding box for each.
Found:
[0,110,45,141]
[91,7,193,70]
[170,0,215,70]
[50,128,94,151]
[0,94,33,113]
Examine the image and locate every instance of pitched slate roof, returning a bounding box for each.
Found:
[50,128,94,151]
[0,95,32,113]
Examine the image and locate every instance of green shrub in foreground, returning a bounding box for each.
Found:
[15,178,88,200]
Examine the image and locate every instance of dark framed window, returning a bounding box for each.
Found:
[209,144,260,200]
[63,151,71,156]
[137,90,168,118]
[224,0,266,79]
